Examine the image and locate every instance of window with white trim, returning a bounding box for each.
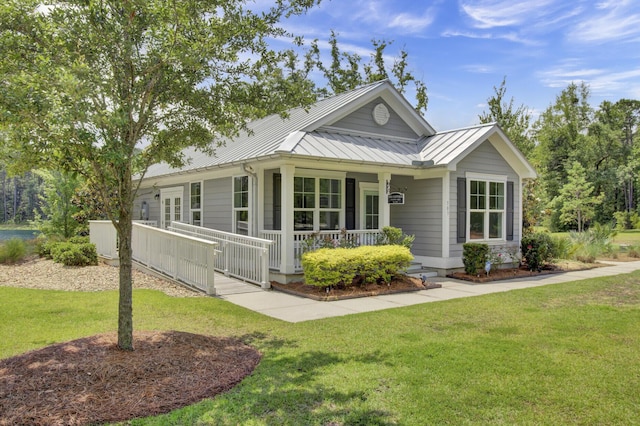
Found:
[190,181,202,226]
[469,177,505,240]
[233,176,249,235]
[294,175,342,230]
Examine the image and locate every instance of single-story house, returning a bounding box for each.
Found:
[135,79,536,281]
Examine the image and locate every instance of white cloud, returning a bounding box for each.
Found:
[460,0,556,29]
[441,29,541,45]
[538,60,640,96]
[568,1,640,43]
[462,64,495,74]
[388,11,435,34]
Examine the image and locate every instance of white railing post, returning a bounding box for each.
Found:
[206,245,216,296]
[260,247,269,289]
[223,240,230,276]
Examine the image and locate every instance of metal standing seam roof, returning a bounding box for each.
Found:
[143,80,395,179]
[142,81,521,179]
[417,124,496,165]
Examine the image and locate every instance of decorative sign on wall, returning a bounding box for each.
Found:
[387,192,405,204]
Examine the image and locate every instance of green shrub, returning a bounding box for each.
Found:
[50,241,98,266]
[462,243,488,275]
[0,238,27,264]
[549,235,572,260]
[302,245,413,288]
[568,224,616,261]
[614,211,640,230]
[627,244,640,258]
[68,235,90,245]
[35,235,65,259]
[521,233,553,271]
[376,226,415,249]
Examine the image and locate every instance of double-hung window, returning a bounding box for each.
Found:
[233,176,249,235]
[190,181,202,226]
[294,174,343,231]
[468,174,506,240]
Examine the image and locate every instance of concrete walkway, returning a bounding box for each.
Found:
[216,261,640,323]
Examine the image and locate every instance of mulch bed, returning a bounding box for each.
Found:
[0,331,261,426]
[448,262,604,283]
[271,274,441,301]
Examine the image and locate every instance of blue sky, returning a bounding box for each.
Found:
[272,0,640,131]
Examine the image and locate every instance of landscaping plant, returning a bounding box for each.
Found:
[462,243,489,275]
[0,238,27,264]
[301,245,413,288]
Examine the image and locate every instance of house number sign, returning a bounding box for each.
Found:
[387,192,405,204]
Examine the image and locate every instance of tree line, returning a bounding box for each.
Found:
[480,78,639,232]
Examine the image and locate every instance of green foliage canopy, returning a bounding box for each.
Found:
[0,0,320,349]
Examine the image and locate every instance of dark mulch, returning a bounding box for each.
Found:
[0,331,261,426]
[448,262,604,283]
[271,274,441,301]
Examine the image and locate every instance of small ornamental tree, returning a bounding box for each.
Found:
[555,161,604,232]
[0,0,319,350]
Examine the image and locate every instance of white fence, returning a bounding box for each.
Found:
[168,222,272,288]
[89,221,217,295]
[260,229,383,272]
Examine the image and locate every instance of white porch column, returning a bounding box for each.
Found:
[378,172,391,228]
[441,172,450,258]
[280,164,296,274]
[256,167,264,236]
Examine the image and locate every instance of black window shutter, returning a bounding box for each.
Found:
[345,178,356,230]
[457,177,466,243]
[506,181,514,241]
[273,173,281,230]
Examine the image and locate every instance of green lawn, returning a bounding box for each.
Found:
[546,229,640,246]
[613,230,640,245]
[2,273,640,425]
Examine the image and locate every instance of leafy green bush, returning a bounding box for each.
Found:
[614,211,640,230]
[568,223,616,261]
[549,235,572,260]
[521,233,553,271]
[68,236,90,245]
[302,245,413,288]
[627,244,640,258]
[50,241,98,266]
[35,234,65,259]
[0,238,27,264]
[376,226,415,249]
[462,243,489,275]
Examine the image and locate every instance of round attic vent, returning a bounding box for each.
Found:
[372,103,390,126]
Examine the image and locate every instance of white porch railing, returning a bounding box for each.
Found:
[168,222,272,289]
[89,221,217,295]
[88,220,159,259]
[260,229,383,272]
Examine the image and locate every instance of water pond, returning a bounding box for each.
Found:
[0,229,40,242]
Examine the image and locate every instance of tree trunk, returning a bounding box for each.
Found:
[116,178,135,351]
[117,217,134,350]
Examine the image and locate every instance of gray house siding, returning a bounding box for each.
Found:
[329,98,418,139]
[203,177,232,232]
[133,192,160,223]
[390,176,442,257]
[449,141,521,259]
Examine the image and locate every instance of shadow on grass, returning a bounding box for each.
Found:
[140,339,396,425]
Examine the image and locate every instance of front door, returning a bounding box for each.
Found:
[160,187,184,229]
[363,191,380,229]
